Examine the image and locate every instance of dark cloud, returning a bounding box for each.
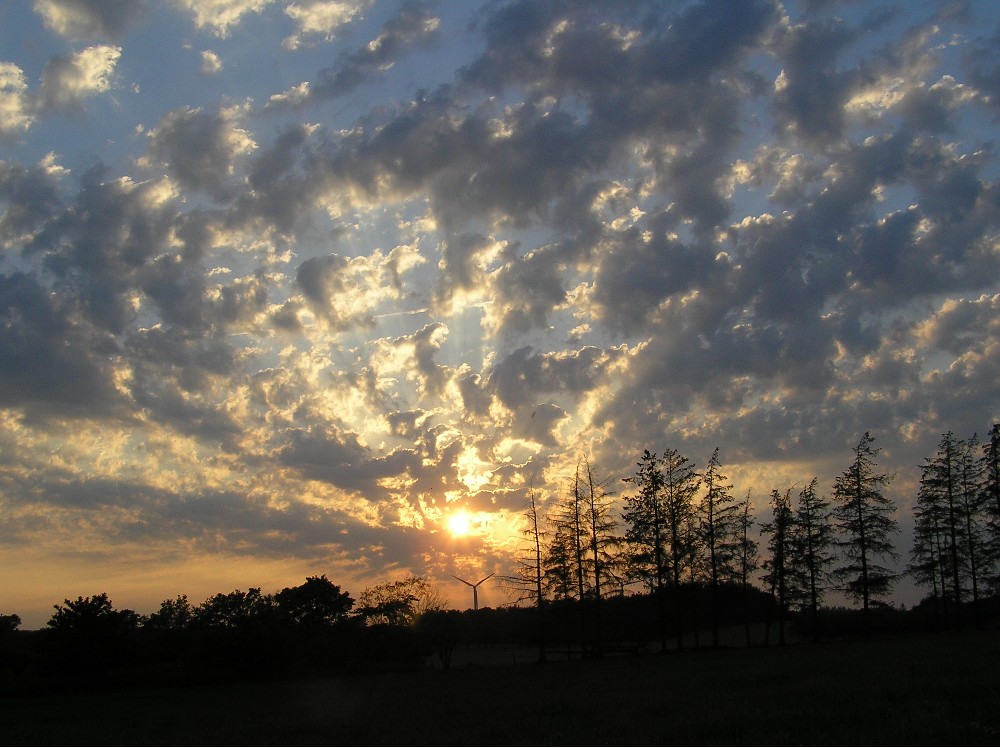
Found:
[488,346,615,412]
[273,0,441,109]
[147,105,254,198]
[963,16,1000,118]
[0,159,64,250]
[34,0,146,40]
[278,426,421,497]
[0,271,125,419]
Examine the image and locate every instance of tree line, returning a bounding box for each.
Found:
[2,426,999,688]
[503,426,1000,657]
[0,574,464,691]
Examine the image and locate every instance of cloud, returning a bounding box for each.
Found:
[278,425,420,497]
[0,63,36,137]
[282,0,373,50]
[33,0,146,40]
[269,1,439,107]
[0,272,127,421]
[200,50,223,76]
[3,0,1000,622]
[145,102,257,197]
[0,155,65,248]
[39,44,121,112]
[174,0,277,37]
[293,245,425,332]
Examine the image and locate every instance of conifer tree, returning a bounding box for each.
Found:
[957,434,987,610]
[980,424,1000,591]
[623,450,670,651]
[831,432,899,623]
[788,478,834,640]
[736,492,759,647]
[761,488,792,645]
[699,448,742,647]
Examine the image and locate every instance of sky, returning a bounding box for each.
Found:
[1,0,999,628]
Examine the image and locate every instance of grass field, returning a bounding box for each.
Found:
[2,630,998,745]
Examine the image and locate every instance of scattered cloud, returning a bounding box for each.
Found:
[2,0,1000,625]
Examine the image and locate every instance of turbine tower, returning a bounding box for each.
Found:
[452,572,495,611]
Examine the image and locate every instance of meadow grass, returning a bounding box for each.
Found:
[1,629,997,745]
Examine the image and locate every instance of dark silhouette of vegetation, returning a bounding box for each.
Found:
[698,448,742,647]
[4,423,1000,718]
[499,483,548,663]
[831,432,900,627]
[761,488,793,645]
[788,478,835,641]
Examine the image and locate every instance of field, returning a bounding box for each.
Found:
[2,630,998,745]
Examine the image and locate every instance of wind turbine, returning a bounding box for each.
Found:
[452,572,495,611]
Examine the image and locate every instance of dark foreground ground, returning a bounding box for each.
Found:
[2,630,998,745]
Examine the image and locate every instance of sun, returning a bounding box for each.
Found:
[447,510,473,537]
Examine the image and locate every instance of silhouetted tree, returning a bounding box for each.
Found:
[0,613,21,634]
[910,490,949,622]
[47,593,142,670]
[761,489,792,645]
[917,432,965,622]
[191,588,277,630]
[981,423,1000,591]
[736,493,759,647]
[832,432,899,625]
[582,457,620,655]
[788,478,834,640]
[662,448,701,649]
[543,519,578,600]
[499,483,548,662]
[956,434,988,613]
[356,575,443,626]
[699,448,741,647]
[146,595,193,630]
[48,593,142,634]
[623,450,670,651]
[275,575,353,628]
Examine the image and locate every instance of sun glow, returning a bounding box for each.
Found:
[447,510,473,537]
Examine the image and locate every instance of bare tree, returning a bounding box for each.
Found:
[500,483,548,662]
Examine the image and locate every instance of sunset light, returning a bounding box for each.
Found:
[1,0,999,630]
[447,510,473,538]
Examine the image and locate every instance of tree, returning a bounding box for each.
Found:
[831,432,900,622]
[698,448,742,647]
[761,488,793,645]
[981,423,1000,591]
[582,457,620,656]
[275,575,354,628]
[191,588,277,630]
[47,593,142,669]
[543,519,578,600]
[788,478,834,640]
[910,431,991,626]
[956,434,988,612]
[499,483,548,662]
[48,593,142,635]
[356,575,443,626]
[623,450,670,651]
[736,493,759,647]
[146,595,193,630]
[661,448,701,649]
[0,612,21,634]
